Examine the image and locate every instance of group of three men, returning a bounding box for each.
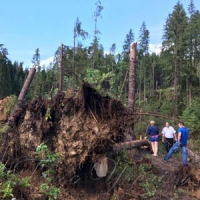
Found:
[147,121,189,166]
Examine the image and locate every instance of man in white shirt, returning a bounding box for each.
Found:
[162,122,177,152]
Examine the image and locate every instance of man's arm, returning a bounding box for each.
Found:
[162,128,165,142]
[178,132,181,145]
[174,133,177,141]
[172,127,177,140]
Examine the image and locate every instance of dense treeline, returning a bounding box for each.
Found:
[0,44,28,99]
[1,1,200,130]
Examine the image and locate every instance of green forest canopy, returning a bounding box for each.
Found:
[1,1,200,133]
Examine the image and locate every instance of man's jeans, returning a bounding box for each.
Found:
[164,141,187,165]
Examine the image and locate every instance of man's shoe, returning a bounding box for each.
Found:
[163,158,168,162]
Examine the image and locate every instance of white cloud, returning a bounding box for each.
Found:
[40,56,54,67]
[149,44,162,55]
[27,56,54,68]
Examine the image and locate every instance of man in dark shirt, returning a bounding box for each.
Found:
[164,122,189,165]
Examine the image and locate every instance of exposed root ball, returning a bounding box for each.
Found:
[5,82,135,180]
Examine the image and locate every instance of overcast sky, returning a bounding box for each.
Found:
[1,0,199,67]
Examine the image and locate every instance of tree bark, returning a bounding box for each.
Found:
[9,66,36,125]
[152,61,155,96]
[173,57,178,117]
[113,139,149,152]
[127,42,137,140]
[18,66,36,103]
[128,42,137,110]
[189,84,192,105]
[186,78,189,105]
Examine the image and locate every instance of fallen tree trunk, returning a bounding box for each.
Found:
[187,148,200,163]
[8,66,36,126]
[17,66,36,103]
[113,139,150,152]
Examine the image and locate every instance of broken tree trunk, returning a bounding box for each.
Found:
[18,66,36,103]
[127,42,137,140]
[113,139,149,152]
[128,41,137,110]
[9,66,36,125]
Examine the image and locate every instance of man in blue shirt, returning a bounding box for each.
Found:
[164,122,189,165]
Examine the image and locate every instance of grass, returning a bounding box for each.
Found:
[0,123,8,133]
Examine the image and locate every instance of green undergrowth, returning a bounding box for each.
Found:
[35,143,60,200]
[0,161,30,199]
[0,143,60,200]
[112,150,161,199]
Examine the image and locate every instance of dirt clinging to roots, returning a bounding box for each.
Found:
[4,82,135,180]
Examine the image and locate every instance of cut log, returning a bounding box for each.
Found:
[113,139,150,152]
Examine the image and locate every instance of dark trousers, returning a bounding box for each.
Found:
[164,138,174,152]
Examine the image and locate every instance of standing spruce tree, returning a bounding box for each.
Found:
[0,44,11,99]
[138,21,150,55]
[92,0,103,69]
[11,61,25,95]
[119,29,134,99]
[72,17,88,88]
[138,21,150,104]
[162,2,188,116]
[0,45,27,99]
[188,1,200,79]
[32,48,41,96]
[32,48,40,69]
[187,0,200,104]
[106,43,116,72]
[122,29,134,60]
[148,53,160,95]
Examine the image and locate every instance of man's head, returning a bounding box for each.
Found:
[178,122,185,127]
[165,122,169,128]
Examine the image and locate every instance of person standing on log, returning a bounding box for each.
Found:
[164,122,189,166]
[147,120,159,156]
[162,122,176,152]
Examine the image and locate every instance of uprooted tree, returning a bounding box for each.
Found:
[1,82,200,199]
[2,82,139,178]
